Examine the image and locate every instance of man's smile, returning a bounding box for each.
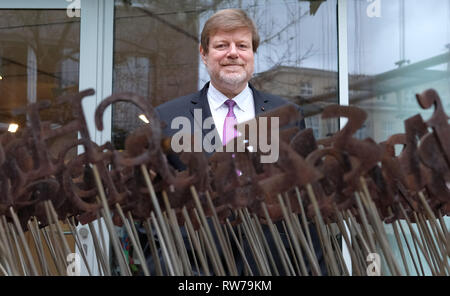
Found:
[221,63,244,67]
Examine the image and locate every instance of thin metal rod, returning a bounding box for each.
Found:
[127,211,151,274]
[329,224,349,276]
[226,218,254,276]
[115,203,150,276]
[193,208,223,275]
[355,193,376,253]
[252,213,280,276]
[277,194,308,275]
[425,217,450,275]
[0,260,9,276]
[150,212,175,275]
[418,192,447,244]
[237,209,268,275]
[184,221,201,276]
[205,190,238,275]
[181,207,210,276]
[44,204,68,273]
[66,218,92,276]
[358,186,402,275]
[261,203,294,276]
[163,204,193,276]
[96,212,111,274]
[9,223,28,275]
[281,220,304,275]
[416,213,447,275]
[162,195,192,276]
[9,207,39,275]
[41,226,64,275]
[92,165,131,276]
[398,203,435,275]
[87,221,110,275]
[396,214,424,276]
[334,206,362,276]
[414,214,440,274]
[190,186,225,275]
[140,165,180,274]
[47,201,72,259]
[344,210,371,271]
[306,184,340,275]
[295,187,315,254]
[27,218,50,276]
[143,218,164,276]
[0,216,19,275]
[388,211,411,276]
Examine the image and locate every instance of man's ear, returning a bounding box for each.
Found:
[199,44,207,65]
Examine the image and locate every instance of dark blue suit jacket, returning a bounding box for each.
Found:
[155,82,305,144]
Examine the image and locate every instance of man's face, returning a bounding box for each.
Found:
[200,27,255,93]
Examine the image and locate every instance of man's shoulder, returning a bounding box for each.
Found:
[252,87,301,109]
[252,87,305,130]
[154,90,202,124]
[265,92,295,106]
[155,92,198,113]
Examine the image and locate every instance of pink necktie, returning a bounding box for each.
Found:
[223,100,238,145]
[223,100,242,176]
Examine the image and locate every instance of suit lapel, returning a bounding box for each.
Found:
[190,82,221,151]
[190,82,212,129]
[250,83,270,116]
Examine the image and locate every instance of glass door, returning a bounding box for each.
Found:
[0,0,113,276]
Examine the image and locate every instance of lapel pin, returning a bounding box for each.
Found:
[261,106,265,111]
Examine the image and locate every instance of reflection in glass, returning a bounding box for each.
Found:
[0,10,80,159]
[0,8,80,275]
[348,0,450,143]
[348,0,450,275]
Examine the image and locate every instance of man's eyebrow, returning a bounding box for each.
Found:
[211,39,228,43]
[213,39,250,43]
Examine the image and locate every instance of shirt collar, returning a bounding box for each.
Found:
[207,82,252,112]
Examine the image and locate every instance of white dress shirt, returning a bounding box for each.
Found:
[207,83,256,144]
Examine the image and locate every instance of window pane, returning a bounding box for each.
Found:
[0,10,80,159]
[348,0,450,275]
[348,0,450,142]
[112,0,338,148]
[0,8,80,274]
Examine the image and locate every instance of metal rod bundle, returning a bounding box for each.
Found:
[0,88,448,276]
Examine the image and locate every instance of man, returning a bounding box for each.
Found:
[155,8,304,158]
[152,8,325,275]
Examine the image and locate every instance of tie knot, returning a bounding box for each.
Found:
[224,99,236,110]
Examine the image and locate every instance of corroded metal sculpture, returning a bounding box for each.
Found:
[0,88,448,276]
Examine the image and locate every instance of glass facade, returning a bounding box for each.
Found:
[0,8,80,274]
[347,0,450,275]
[0,10,80,159]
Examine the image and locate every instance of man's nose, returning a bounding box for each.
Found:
[226,43,239,58]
